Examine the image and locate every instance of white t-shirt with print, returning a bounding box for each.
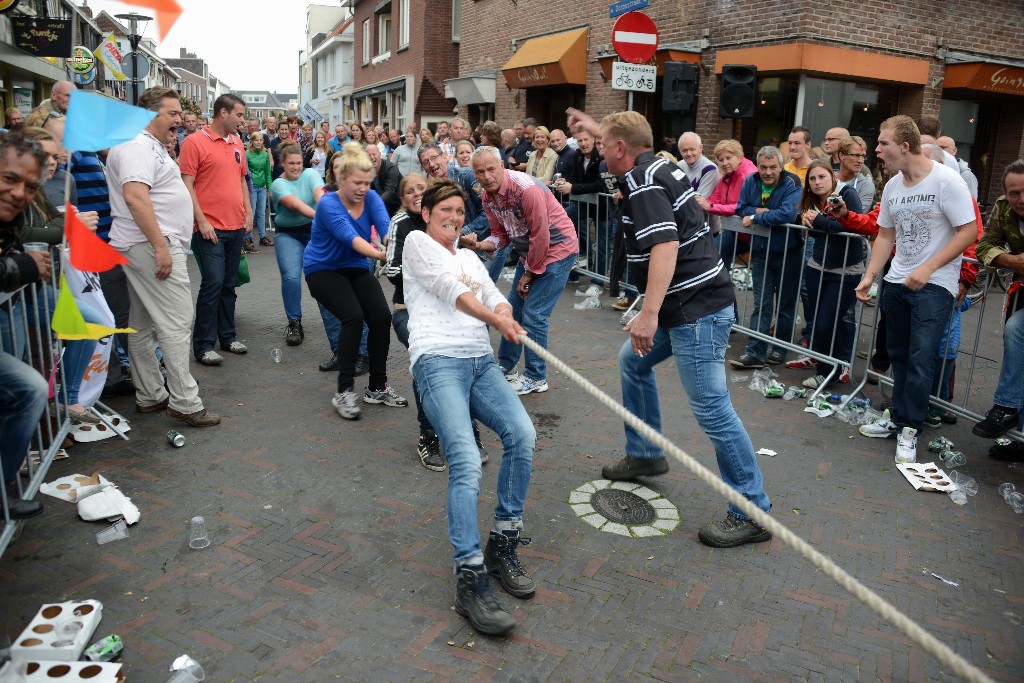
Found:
[403,230,508,369]
[877,160,974,297]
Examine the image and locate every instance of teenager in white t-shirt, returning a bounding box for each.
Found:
[854,116,977,465]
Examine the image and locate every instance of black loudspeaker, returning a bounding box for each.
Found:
[719,64,757,118]
[662,62,698,113]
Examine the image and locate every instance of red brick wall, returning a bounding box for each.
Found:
[352,0,460,122]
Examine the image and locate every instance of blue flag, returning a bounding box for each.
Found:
[62,91,156,152]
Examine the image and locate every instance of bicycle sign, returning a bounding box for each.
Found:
[611,62,657,92]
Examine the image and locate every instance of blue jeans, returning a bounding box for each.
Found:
[0,350,48,485]
[803,267,857,377]
[250,187,268,240]
[485,245,509,283]
[392,308,431,433]
[497,252,575,381]
[744,249,803,362]
[994,305,1024,429]
[413,353,535,566]
[619,304,770,520]
[273,231,342,349]
[882,282,953,431]
[799,236,815,340]
[192,229,246,356]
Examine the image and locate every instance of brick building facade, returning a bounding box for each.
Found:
[351,0,460,132]
[457,0,1024,205]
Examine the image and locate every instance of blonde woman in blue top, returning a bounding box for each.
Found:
[305,142,407,420]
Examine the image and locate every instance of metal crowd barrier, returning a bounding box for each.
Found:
[561,195,1021,444]
[0,264,73,557]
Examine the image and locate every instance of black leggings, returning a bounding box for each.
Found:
[306,268,392,393]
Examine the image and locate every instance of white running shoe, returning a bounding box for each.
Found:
[514,376,549,395]
[895,426,918,464]
[859,409,897,439]
[332,390,361,420]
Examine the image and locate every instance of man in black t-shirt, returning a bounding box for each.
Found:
[568,108,773,549]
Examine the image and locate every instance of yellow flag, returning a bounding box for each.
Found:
[94,33,127,81]
[51,273,135,340]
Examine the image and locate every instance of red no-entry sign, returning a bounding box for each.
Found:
[612,11,658,64]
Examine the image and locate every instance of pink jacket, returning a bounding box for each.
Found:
[706,157,756,216]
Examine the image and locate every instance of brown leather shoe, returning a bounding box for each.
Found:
[136,397,170,413]
[166,407,221,427]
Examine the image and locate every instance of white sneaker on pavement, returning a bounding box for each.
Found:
[895,426,918,464]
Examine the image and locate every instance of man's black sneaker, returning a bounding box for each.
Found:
[417,431,445,471]
[473,421,488,464]
[766,349,786,365]
[989,438,1024,462]
[939,410,958,425]
[285,319,304,346]
[483,530,535,598]
[354,354,370,377]
[973,405,1020,439]
[319,353,339,372]
[697,512,772,548]
[601,455,669,481]
[454,564,516,636]
[924,410,942,429]
[729,353,763,369]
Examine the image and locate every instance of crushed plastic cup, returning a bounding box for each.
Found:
[573,296,602,310]
[949,471,978,496]
[168,654,205,682]
[948,488,968,505]
[939,450,967,468]
[270,348,282,363]
[748,367,777,393]
[96,518,129,545]
[999,483,1017,501]
[575,284,602,297]
[783,386,806,401]
[189,516,210,549]
[1006,492,1024,514]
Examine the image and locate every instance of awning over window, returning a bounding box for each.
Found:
[501,28,588,90]
[945,62,1024,97]
[445,71,496,105]
[714,42,929,85]
[351,77,406,101]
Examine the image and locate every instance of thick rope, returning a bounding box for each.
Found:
[518,333,992,683]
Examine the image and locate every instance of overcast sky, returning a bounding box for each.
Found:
[83,0,309,94]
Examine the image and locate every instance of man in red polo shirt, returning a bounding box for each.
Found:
[179,93,253,366]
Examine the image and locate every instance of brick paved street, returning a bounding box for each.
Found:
[2,249,1022,682]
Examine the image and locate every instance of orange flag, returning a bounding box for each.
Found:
[118,0,183,41]
[65,203,128,272]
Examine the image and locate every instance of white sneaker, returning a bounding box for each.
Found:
[196,350,223,366]
[803,374,827,389]
[895,426,918,464]
[514,376,549,395]
[331,390,361,420]
[859,409,897,438]
[503,368,520,384]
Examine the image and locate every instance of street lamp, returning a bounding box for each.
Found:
[115,12,152,106]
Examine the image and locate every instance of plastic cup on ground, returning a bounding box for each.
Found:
[96,518,129,545]
[999,483,1016,501]
[1007,492,1024,514]
[940,450,967,468]
[189,516,210,549]
[949,470,978,496]
[23,242,48,253]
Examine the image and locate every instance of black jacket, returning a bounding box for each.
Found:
[0,215,41,293]
[568,148,604,195]
[372,159,402,216]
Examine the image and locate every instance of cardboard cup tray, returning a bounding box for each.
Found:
[10,600,103,663]
[0,660,123,682]
[896,462,956,492]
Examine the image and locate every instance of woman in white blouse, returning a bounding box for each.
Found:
[402,180,536,637]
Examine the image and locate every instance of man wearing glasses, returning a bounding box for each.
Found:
[40,81,75,118]
[822,127,850,173]
[418,142,488,237]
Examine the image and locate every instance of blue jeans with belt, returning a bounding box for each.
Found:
[619,304,770,520]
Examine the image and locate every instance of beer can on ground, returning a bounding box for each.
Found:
[168,430,185,447]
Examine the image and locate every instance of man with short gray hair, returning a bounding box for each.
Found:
[732,146,803,369]
[40,80,75,117]
[677,132,720,234]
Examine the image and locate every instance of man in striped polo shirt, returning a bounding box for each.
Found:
[568,108,773,548]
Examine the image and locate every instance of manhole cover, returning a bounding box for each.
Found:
[591,488,656,525]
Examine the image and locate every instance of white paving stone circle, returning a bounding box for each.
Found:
[569,480,680,537]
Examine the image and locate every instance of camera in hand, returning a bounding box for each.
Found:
[827,195,841,207]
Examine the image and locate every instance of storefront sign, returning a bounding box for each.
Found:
[985,67,1024,96]
[73,68,97,86]
[945,62,1024,97]
[514,65,551,86]
[94,33,126,81]
[66,45,96,75]
[10,17,72,56]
